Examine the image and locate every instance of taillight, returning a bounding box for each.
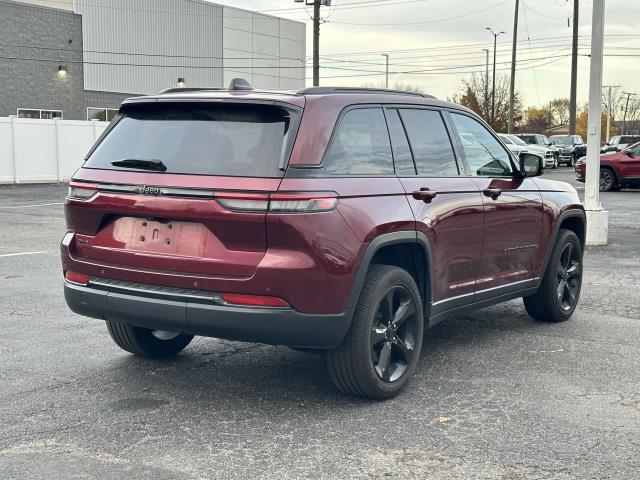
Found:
[221,293,289,308]
[214,192,270,212]
[214,192,338,213]
[269,193,338,213]
[65,271,89,285]
[68,182,97,201]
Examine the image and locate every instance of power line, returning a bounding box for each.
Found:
[327,0,511,25]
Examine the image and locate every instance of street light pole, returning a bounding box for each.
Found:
[483,49,489,118]
[603,85,619,143]
[584,0,608,245]
[508,0,520,133]
[486,28,505,126]
[382,54,389,89]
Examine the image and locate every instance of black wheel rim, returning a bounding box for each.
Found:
[556,243,581,311]
[600,170,612,190]
[370,286,419,383]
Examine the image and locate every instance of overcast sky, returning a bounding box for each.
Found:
[214,0,640,109]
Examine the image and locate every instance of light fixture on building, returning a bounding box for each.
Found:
[58,65,67,78]
[177,77,186,88]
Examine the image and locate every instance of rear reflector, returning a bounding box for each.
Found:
[65,271,89,285]
[67,182,97,201]
[221,293,289,308]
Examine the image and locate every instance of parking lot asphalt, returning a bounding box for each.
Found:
[0,168,638,480]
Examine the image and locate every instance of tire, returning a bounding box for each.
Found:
[523,229,582,322]
[106,321,193,358]
[326,265,424,400]
[599,167,616,192]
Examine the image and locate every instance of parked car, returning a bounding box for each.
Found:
[499,133,556,168]
[62,81,586,400]
[601,135,640,154]
[549,135,584,166]
[576,141,640,191]
[519,133,560,161]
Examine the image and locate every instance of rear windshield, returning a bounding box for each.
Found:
[84,103,297,177]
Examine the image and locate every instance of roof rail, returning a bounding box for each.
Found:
[156,87,226,94]
[297,87,435,99]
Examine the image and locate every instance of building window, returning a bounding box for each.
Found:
[87,107,119,122]
[17,109,63,120]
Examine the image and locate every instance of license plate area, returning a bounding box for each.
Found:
[112,217,209,256]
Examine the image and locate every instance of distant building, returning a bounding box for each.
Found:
[0,0,306,120]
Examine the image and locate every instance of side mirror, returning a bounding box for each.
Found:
[624,149,635,158]
[518,153,543,177]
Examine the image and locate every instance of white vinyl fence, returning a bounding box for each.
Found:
[0,117,109,184]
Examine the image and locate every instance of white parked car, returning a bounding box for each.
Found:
[499,134,557,169]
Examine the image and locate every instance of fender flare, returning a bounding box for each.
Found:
[538,209,586,281]
[345,231,434,313]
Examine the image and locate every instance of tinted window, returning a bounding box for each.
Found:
[84,103,295,177]
[385,109,416,175]
[521,135,535,144]
[324,108,393,175]
[399,109,459,176]
[450,113,512,177]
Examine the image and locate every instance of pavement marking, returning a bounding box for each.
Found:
[0,251,50,258]
[0,203,64,209]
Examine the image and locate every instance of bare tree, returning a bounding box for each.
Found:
[450,74,522,132]
[550,98,570,127]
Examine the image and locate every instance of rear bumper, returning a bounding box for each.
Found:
[64,281,353,349]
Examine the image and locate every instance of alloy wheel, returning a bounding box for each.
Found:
[556,243,581,311]
[370,286,419,382]
[600,169,614,191]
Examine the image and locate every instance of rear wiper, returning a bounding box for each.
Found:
[111,158,167,172]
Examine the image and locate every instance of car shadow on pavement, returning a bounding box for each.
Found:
[100,301,544,407]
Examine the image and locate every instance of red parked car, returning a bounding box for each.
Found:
[576,141,640,191]
[62,81,586,399]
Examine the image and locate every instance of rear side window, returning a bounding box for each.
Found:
[399,109,459,176]
[84,103,296,177]
[324,108,394,175]
[385,109,416,175]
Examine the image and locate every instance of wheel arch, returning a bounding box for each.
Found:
[539,209,586,280]
[345,232,433,317]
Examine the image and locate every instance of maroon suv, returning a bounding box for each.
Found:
[62,82,586,399]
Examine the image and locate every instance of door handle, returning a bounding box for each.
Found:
[483,187,502,199]
[412,188,437,203]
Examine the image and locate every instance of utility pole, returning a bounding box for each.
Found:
[569,0,579,134]
[296,0,329,87]
[483,49,489,118]
[382,54,389,89]
[508,0,520,133]
[312,0,321,87]
[486,28,505,126]
[603,85,620,143]
[621,92,637,135]
[548,101,552,135]
[584,0,608,245]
